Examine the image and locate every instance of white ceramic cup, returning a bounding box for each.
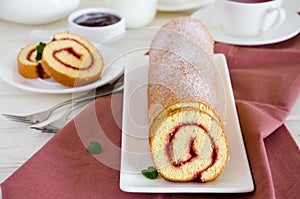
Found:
[104,0,158,29]
[215,0,286,37]
[68,7,125,43]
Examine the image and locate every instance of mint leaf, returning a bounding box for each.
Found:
[142,166,158,179]
[35,42,46,61]
[87,141,102,154]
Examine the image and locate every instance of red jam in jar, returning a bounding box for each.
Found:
[73,12,121,27]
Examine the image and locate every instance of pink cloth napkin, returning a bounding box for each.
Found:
[1,34,300,199]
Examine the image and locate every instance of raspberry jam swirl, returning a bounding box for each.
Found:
[26,46,48,79]
[166,122,218,182]
[26,48,36,62]
[150,105,228,182]
[167,123,217,163]
[51,38,94,71]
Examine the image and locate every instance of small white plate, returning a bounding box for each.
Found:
[191,5,300,46]
[120,52,254,193]
[157,0,213,12]
[0,45,125,94]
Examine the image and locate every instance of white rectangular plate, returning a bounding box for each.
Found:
[120,52,254,193]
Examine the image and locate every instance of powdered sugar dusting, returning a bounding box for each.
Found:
[148,17,221,124]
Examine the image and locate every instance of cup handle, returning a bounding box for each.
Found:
[261,7,286,33]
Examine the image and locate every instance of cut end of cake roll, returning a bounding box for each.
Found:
[17,43,49,79]
[149,102,229,183]
[42,32,104,87]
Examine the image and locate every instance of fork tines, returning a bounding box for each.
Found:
[30,126,59,133]
[2,114,34,124]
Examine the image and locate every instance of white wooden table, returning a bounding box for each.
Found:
[0,0,299,197]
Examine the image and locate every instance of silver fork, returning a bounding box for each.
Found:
[2,97,83,124]
[2,75,124,124]
[30,100,89,133]
[30,83,124,133]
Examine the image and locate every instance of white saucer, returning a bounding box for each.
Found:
[157,0,213,12]
[191,5,300,46]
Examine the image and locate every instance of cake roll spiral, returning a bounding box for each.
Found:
[148,17,229,182]
[42,32,104,87]
[149,102,228,182]
[17,43,49,79]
